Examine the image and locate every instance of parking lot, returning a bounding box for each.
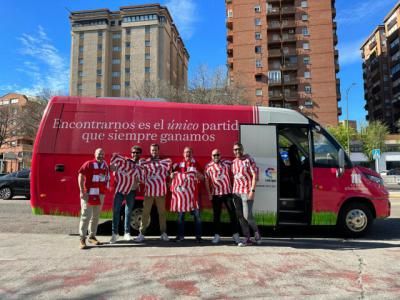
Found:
[0,196,400,299]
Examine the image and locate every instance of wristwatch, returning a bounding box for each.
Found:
[251,189,256,192]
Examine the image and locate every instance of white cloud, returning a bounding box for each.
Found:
[8,26,69,96]
[338,39,365,66]
[165,0,197,40]
[337,0,396,24]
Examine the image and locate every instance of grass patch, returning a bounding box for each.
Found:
[254,212,277,226]
[100,210,113,219]
[31,207,44,215]
[311,212,337,225]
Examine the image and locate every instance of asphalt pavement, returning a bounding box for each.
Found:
[0,197,400,299]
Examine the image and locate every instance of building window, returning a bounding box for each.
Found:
[301,1,308,8]
[78,71,84,77]
[303,42,310,50]
[256,59,262,68]
[145,26,150,33]
[305,85,312,93]
[125,81,130,87]
[304,71,311,78]
[126,42,131,48]
[256,89,263,96]
[255,18,261,26]
[255,32,262,40]
[126,28,131,35]
[112,59,121,64]
[10,98,18,104]
[97,69,102,76]
[97,44,102,50]
[98,31,103,37]
[112,46,121,52]
[303,56,310,64]
[112,84,120,90]
[112,71,120,78]
[304,99,313,108]
[254,5,261,13]
[125,68,130,74]
[79,59,84,65]
[302,14,308,21]
[255,46,262,54]
[145,53,151,60]
[125,54,131,61]
[302,27,309,36]
[227,9,233,18]
[145,67,150,73]
[96,83,102,89]
[97,57,102,63]
[112,33,121,39]
[79,32,84,39]
[145,40,151,46]
[111,21,116,26]
[77,84,83,90]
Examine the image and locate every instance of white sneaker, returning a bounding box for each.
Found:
[232,233,241,244]
[135,233,145,242]
[160,232,169,241]
[212,234,220,244]
[109,234,119,244]
[254,231,262,245]
[124,233,132,241]
[237,241,246,247]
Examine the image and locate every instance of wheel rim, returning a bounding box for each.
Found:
[130,207,143,231]
[0,188,11,199]
[345,209,368,232]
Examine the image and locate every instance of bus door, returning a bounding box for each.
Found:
[240,124,278,226]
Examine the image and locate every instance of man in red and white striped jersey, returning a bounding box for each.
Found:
[232,142,261,246]
[78,148,110,249]
[109,145,143,243]
[171,147,203,242]
[135,144,171,242]
[204,149,241,245]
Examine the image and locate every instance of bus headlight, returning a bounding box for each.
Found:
[363,173,384,185]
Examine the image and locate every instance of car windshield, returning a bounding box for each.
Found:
[2,172,17,178]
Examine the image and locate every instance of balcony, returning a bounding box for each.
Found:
[335,61,340,73]
[268,49,282,57]
[268,37,281,45]
[332,7,336,18]
[268,79,282,86]
[282,20,296,28]
[281,6,296,16]
[283,78,298,85]
[281,63,297,70]
[285,92,299,100]
[226,19,233,30]
[255,73,267,83]
[282,35,297,43]
[333,21,337,30]
[333,34,338,46]
[227,34,233,43]
[267,21,281,30]
[337,107,342,116]
[267,8,280,16]
[227,48,233,58]
[334,49,339,58]
[226,0,232,3]
[269,93,283,100]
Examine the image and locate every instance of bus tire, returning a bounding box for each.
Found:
[338,202,373,238]
[130,201,144,233]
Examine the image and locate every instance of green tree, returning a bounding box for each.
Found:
[326,123,357,153]
[359,121,389,161]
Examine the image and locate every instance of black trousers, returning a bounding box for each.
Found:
[212,194,240,235]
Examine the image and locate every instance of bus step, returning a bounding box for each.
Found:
[279,210,304,213]
[280,197,301,201]
[279,221,308,226]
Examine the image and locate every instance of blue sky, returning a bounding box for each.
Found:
[0,0,398,127]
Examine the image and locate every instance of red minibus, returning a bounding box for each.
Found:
[31,97,390,236]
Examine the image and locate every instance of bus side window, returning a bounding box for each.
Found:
[313,129,339,168]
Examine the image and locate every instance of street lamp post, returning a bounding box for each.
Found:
[345,83,357,155]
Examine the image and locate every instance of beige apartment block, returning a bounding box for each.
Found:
[69,4,189,98]
[226,0,340,126]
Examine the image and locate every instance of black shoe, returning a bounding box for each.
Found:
[196,237,203,243]
[175,237,184,243]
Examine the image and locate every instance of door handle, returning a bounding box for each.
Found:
[55,164,65,172]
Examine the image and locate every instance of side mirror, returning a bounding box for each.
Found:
[337,149,345,177]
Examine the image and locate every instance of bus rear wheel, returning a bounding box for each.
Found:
[338,202,373,238]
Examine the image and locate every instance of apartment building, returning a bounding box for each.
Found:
[69,4,189,97]
[226,0,340,126]
[360,26,393,131]
[0,93,35,173]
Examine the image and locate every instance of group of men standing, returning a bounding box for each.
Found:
[77,142,261,249]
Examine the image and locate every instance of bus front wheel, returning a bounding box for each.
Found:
[338,202,373,238]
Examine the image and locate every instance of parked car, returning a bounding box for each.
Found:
[387,168,400,176]
[0,173,8,177]
[0,169,30,200]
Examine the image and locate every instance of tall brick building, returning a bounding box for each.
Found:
[226,0,340,126]
[361,2,400,132]
[69,4,189,97]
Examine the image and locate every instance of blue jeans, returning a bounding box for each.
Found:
[112,191,135,235]
[177,209,202,239]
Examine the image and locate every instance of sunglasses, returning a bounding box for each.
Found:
[233,148,241,151]
[212,154,220,157]
[131,151,141,154]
